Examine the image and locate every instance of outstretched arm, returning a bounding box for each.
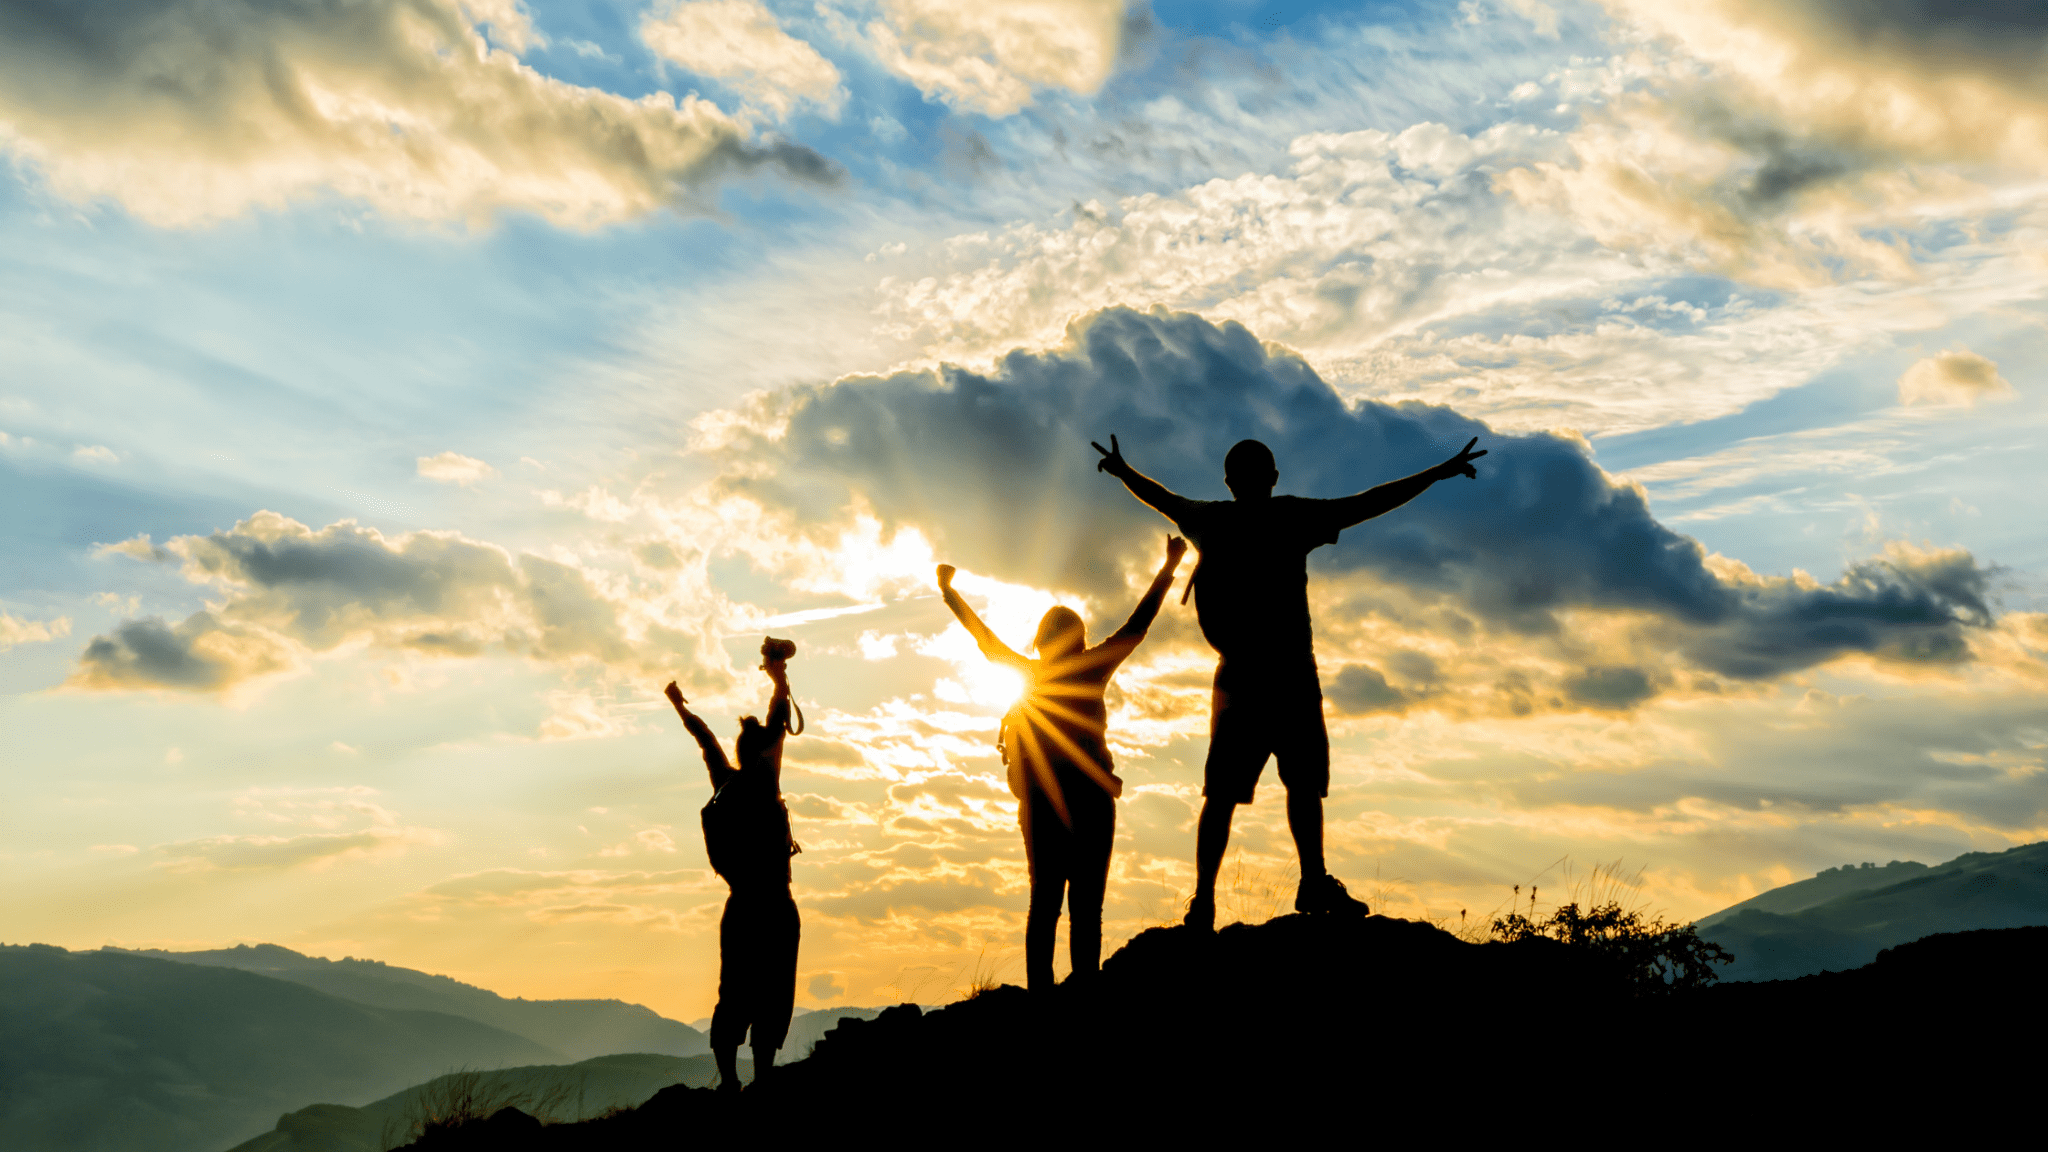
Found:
[1092,434,1198,524]
[937,566,1031,672]
[1096,536,1189,665]
[1326,437,1488,529]
[760,661,792,787]
[665,681,733,789]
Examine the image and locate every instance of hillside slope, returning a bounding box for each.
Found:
[0,945,562,1152]
[118,945,709,1062]
[399,918,2048,1145]
[1698,840,2048,980]
[228,1054,740,1152]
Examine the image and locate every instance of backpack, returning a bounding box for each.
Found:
[701,771,798,884]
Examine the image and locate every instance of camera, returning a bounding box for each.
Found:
[761,636,797,664]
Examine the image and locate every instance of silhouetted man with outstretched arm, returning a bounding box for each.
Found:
[665,638,804,1092]
[1092,433,1486,929]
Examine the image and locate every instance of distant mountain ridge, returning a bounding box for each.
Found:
[1696,840,2048,980]
[1695,858,1931,929]
[113,944,709,1062]
[0,944,559,1152]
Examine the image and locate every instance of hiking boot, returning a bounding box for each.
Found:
[1184,892,1216,933]
[1295,873,1370,916]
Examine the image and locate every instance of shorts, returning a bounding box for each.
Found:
[710,886,800,1052]
[1201,661,1329,805]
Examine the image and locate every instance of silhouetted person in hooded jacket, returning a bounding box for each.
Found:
[665,639,803,1091]
[1093,433,1486,929]
[938,534,1187,990]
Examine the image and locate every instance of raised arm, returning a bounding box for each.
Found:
[1326,437,1488,529]
[1096,536,1189,665]
[936,565,1030,672]
[760,661,792,787]
[1092,434,1197,524]
[665,681,733,790]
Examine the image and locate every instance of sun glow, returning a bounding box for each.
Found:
[964,662,1026,708]
[916,568,1063,711]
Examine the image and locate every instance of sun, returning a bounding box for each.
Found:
[963,662,1026,709]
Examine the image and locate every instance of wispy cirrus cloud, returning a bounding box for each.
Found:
[155,786,444,871]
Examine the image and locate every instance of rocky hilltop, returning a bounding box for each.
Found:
[403,914,2047,1145]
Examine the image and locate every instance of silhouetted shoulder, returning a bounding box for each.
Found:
[1272,495,1346,547]
[1185,496,1343,554]
[1166,497,1230,543]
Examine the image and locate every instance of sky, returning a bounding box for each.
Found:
[3,0,2046,1021]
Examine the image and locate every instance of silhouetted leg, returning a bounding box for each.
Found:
[1066,786,1114,978]
[1277,693,1359,913]
[1021,788,1066,991]
[747,889,798,1086]
[1195,665,1263,927]
[1194,798,1235,903]
[709,894,749,1093]
[1286,789,1325,880]
[1027,869,1067,991]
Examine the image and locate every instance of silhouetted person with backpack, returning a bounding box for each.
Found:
[665,637,805,1091]
[937,534,1187,990]
[1092,434,1486,930]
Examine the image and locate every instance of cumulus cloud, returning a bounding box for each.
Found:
[642,0,845,120]
[1327,664,1406,715]
[862,0,1127,117]
[1607,0,2048,171]
[0,0,837,228]
[416,451,497,485]
[1898,347,2015,407]
[0,611,71,651]
[72,612,294,691]
[69,511,718,692]
[1492,0,2048,287]
[711,307,1997,707]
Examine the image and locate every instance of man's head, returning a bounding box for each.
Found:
[1224,439,1278,500]
[1033,606,1086,659]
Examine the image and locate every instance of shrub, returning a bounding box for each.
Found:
[1492,900,1733,993]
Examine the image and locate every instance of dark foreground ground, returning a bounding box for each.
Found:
[404,916,2046,1146]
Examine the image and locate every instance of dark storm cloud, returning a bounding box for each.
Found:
[720,306,1995,684]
